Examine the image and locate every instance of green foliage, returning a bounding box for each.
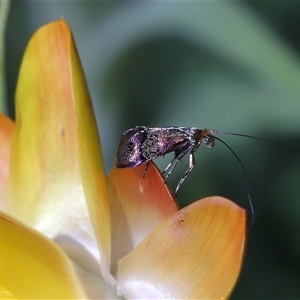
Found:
[0,0,9,114]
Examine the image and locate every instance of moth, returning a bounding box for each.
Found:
[116,125,298,229]
[115,126,252,193]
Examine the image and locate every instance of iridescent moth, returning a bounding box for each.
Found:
[115,126,255,193]
[116,125,298,229]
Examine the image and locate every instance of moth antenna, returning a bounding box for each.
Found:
[213,135,254,230]
[212,130,299,153]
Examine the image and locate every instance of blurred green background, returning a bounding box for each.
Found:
[3,1,300,299]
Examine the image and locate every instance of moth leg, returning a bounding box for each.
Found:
[175,145,200,194]
[142,161,150,179]
[163,157,180,183]
[162,156,176,176]
[163,145,194,183]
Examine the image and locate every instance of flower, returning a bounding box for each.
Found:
[0,19,246,299]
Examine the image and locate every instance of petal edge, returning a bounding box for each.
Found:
[118,196,246,299]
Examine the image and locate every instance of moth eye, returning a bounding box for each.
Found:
[207,141,215,148]
[202,135,215,148]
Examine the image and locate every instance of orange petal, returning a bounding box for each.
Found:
[107,162,178,275]
[0,114,14,209]
[6,20,111,282]
[0,210,86,299]
[118,196,246,299]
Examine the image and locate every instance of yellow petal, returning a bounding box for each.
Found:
[107,162,178,275]
[0,210,86,299]
[6,19,111,281]
[118,196,246,299]
[69,22,112,283]
[0,114,14,209]
[8,19,85,228]
[0,284,16,300]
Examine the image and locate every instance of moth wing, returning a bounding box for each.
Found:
[116,128,146,168]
